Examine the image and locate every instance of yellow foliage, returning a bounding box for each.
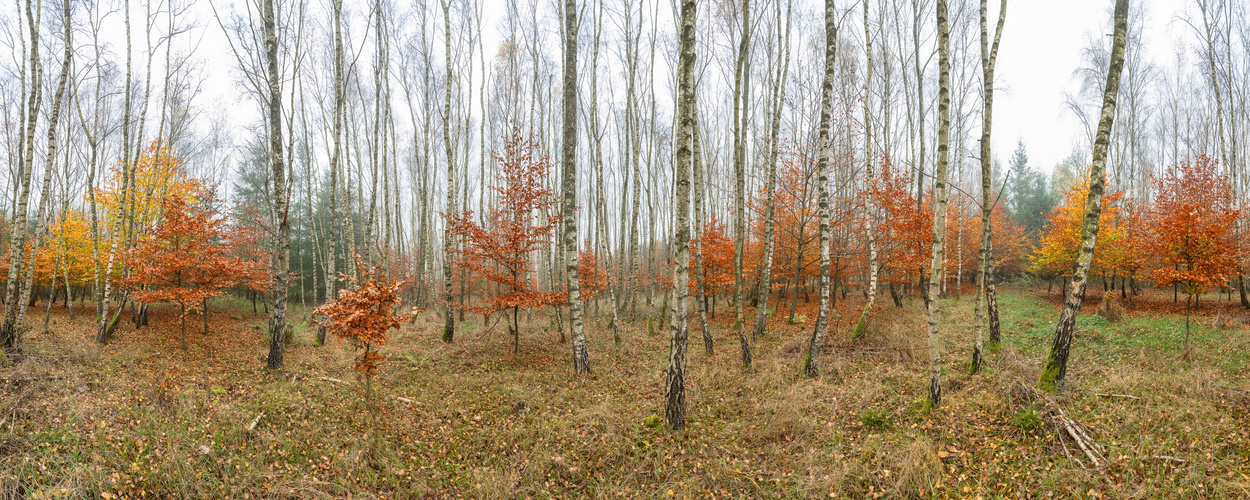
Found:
[93,140,201,240]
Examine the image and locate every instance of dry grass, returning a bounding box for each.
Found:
[0,288,1248,498]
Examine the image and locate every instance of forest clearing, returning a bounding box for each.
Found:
[1,0,1250,496]
[2,286,1248,498]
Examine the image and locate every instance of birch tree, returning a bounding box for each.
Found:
[970,0,1005,374]
[1038,0,1129,393]
[263,0,292,369]
[0,0,42,350]
[562,0,590,374]
[664,0,697,431]
[925,0,952,407]
[731,0,753,369]
[851,0,880,340]
[803,0,837,378]
[751,0,792,342]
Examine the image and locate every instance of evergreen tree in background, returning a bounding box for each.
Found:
[1006,140,1056,238]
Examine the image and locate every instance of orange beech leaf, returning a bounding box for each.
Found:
[447,129,567,317]
[314,254,418,382]
[1145,155,1241,295]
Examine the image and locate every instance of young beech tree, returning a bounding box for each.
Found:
[753,146,821,324]
[578,242,607,302]
[874,158,931,302]
[1029,179,1128,286]
[124,189,267,349]
[315,255,417,400]
[690,218,737,301]
[447,131,566,354]
[1147,155,1241,350]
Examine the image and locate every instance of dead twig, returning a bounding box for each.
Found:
[1027,386,1107,469]
[1151,455,1187,464]
[247,411,265,432]
[1096,393,1142,401]
[318,376,348,385]
[1,375,64,384]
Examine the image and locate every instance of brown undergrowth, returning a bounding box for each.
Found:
[0,288,1247,498]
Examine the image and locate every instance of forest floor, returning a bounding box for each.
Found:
[1,284,1248,499]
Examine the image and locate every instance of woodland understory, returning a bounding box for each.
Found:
[1,285,1247,499]
[0,0,1249,496]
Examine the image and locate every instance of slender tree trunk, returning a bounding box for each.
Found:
[320,0,346,346]
[925,0,954,408]
[1,0,42,350]
[985,235,1005,345]
[752,0,792,342]
[562,0,590,374]
[731,0,753,369]
[665,0,697,430]
[851,0,879,341]
[692,106,713,355]
[971,0,1006,374]
[1038,0,1128,393]
[441,0,457,343]
[803,0,837,378]
[264,0,291,370]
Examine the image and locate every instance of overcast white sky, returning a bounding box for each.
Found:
[182,0,1199,178]
[992,0,1190,170]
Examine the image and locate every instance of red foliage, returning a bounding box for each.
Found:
[690,216,736,296]
[448,130,566,320]
[578,241,608,300]
[1146,155,1242,295]
[873,157,931,286]
[314,254,417,386]
[123,188,267,347]
[754,147,822,287]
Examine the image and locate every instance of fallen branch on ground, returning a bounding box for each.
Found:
[247,412,265,432]
[1020,384,1107,469]
[1,375,64,384]
[1096,393,1142,401]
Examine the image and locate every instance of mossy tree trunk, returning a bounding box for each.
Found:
[1038,0,1129,393]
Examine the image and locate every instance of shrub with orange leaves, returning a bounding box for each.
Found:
[124,188,266,349]
[448,130,566,352]
[578,241,608,300]
[955,198,1030,278]
[1146,155,1241,299]
[690,216,736,296]
[314,254,417,395]
[1028,174,1129,281]
[755,147,822,288]
[873,158,931,287]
